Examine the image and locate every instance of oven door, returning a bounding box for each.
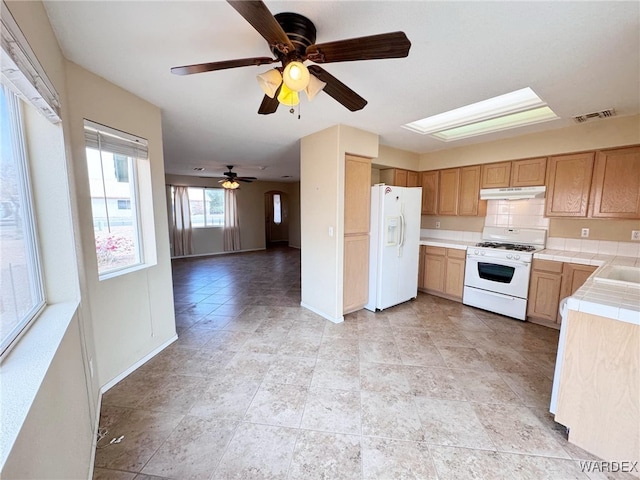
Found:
[464,254,531,298]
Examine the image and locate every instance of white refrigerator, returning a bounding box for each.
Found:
[365,185,422,312]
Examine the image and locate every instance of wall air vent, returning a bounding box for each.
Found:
[573,109,616,123]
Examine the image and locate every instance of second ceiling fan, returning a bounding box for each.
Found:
[171,0,411,114]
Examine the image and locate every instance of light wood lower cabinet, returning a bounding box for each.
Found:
[527,259,597,327]
[419,246,465,301]
[343,234,369,314]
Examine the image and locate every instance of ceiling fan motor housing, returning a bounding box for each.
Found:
[273,12,316,60]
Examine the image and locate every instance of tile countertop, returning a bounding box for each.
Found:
[419,238,474,250]
[535,249,640,326]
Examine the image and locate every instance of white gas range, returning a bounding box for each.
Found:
[463,227,546,320]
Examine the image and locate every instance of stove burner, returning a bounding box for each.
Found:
[475,242,537,252]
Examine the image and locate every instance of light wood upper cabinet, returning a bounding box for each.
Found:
[420,171,439,215]
[481,161,511,188]
[438,168,460,215]
[481,157,547,189]
[379,168,419,187]
[406,170,419,187]
[344,155,372,235]
[459,165,484,216]
[511,157,547,187]
[589,146,640,219]
[545,152,595,217]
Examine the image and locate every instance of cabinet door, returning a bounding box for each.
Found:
[444,250,465,299]
[394,169,408,187]
[438,168,460,215]
[481,161,511,188]
[344,155,372,235]
[560,263,598,301]
[590,146,640,219]
[423,249,446,293]
[406,170,419,187]
[459,165,482,216]
[527,270,562,322]
[418,245,426,290]
[343,234,369,314]
[545,152,594,217]
[420,171,439,215]
[511,157,547,187]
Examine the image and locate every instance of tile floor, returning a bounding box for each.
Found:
[93,247,635,480]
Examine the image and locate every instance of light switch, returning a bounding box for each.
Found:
[328,226,334,237]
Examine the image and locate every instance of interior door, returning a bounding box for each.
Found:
[264,191,288,246]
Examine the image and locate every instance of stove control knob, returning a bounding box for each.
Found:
[514,254,520,260]
[474,249,479,255]
[506,253,513,259]
[480,251,485,256]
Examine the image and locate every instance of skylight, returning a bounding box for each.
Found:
[403,87,559,141]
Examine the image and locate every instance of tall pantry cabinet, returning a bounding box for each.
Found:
[343,155,372,314]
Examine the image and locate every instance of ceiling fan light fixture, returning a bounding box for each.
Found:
[277,83,299,106]
[305,75,326,101]
[282,61,310,92]
[257,69,282,98]
[221,180,240,189]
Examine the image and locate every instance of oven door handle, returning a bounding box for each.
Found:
[466,255,530,268]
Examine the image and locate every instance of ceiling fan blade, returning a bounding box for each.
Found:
[258,86,281,115]
[171,57,277,75]
[308,65,367,112]
[306,31,411,63]
[227,1,295,53]
[237,178,256,183]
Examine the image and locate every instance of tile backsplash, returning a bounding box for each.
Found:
[484,199,549,229]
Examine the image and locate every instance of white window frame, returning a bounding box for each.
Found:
[84,120,156,280]
[188,186,225,228]
[0,84,46,357]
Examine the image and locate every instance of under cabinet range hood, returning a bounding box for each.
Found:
[480,185,546,200]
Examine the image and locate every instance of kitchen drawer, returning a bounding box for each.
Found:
[425,246,446,256]
[532,258,563,273]
[447,248,466,259]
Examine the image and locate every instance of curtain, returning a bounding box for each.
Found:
[224,188,241,251]
[172,186,193,256]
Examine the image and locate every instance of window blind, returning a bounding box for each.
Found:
[84,120,148,159]
[0,1,61,123]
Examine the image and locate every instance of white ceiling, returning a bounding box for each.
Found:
[43,1,640,182]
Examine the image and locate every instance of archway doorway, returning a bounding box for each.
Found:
[264,190,289,247]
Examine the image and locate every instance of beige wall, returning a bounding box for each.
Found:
[3,2,177,478]
[374,144,420,170]
[65,61,176,388]
[421,216,486,232]
[166,175,301,254]
[300,124,378,322]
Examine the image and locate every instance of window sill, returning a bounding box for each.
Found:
[98,261,155,281]
[0,301,80,469]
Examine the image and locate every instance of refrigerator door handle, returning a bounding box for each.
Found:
[398,212,406,256]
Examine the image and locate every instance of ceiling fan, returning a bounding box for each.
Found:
[219,165,257,189]
[171,0,411,114]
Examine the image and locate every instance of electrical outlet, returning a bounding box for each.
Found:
[435,221,441,229]
[632,230,640,241]
[89,358,94,378]
[581,228,589,238]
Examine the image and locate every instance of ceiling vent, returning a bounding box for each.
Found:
[573,109,616,123]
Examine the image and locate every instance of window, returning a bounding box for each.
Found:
[188,187,224,227]
[84,121,148,277]
[0,85,45,355]
[273,193,282,224]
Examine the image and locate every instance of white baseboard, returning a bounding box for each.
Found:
[100,334,178,393]
[300,302,344,324]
